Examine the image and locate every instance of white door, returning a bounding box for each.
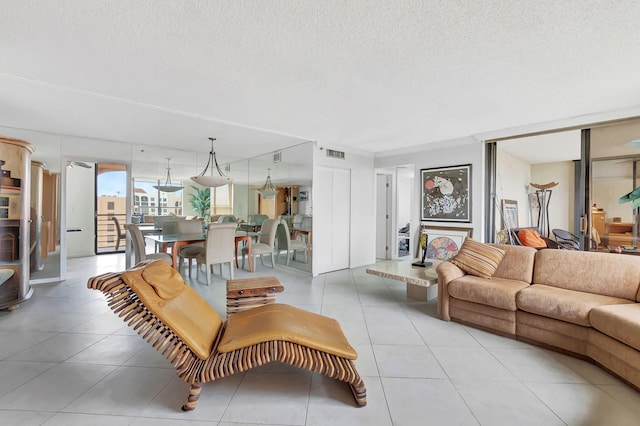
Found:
[314,167,350,273]
[65,162,95,258]
[376,173,391,259]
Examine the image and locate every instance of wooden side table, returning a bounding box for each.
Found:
[226,276,284,315]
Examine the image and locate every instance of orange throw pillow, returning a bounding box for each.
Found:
[517,229,547,248]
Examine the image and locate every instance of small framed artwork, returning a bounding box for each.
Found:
[501,199,518,230]
[421,164,471,222]
[299,191,308,201]
[418,225,472,261]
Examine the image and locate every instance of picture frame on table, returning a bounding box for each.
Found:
[420,164,471,222]
[299,191,308,201]
[501,199,518,230]
[417,225,473,261]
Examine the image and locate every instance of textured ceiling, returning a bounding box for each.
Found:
[1,0,640,163]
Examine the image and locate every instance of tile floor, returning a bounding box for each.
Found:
[1,253,640,425]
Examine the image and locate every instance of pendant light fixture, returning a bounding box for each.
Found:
[259,168,278,199]
[190,137,232,187]
[153,158,183,193]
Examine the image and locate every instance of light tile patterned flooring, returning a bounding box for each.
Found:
[1,253,640,425]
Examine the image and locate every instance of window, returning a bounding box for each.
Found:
[107,224,114,232]
[212,184,233,215]
[107,201,114,210]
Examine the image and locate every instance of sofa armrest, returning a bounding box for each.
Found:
[436,261,466,321]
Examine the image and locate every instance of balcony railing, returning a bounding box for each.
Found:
[96,213,126,253]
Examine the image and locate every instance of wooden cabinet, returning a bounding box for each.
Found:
[606,222,636,248]
[0,136,35,309]
[276,186,298,217]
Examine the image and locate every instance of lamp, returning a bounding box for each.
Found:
[259,169,278,199]
[153,158,183,193]
[190,137,232,187]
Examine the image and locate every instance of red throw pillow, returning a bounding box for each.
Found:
[517,229,547,248]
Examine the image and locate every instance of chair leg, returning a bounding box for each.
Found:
[182,382,202,411]
[270,253,275,268]
[188,258,193,277]
[196,262,200,280]
[206,264,211,286]
[229,261,234,280]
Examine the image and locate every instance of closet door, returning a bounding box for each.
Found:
[314,167,350,273]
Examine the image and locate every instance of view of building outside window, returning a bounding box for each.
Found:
[96,172,183,252]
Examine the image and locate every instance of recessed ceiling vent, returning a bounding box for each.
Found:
[224,164,231,173]
[273,151,282,163]
[326,149,345,160]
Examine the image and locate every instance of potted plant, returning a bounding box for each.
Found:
[188,185,211,221]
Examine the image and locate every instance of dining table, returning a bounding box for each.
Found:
[145,232,253,272]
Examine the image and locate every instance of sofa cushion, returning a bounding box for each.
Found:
[448,275,530,311]
[490,244,536,283]
[590,304,640,352]
[517,229,546,248]
[516,284,633,327]
[533,249,640,300]
[450,239,505,279]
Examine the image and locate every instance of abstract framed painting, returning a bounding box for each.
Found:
[418,225,472,261]
[421,164,471,222]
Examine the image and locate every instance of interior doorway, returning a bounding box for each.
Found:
[375,173,391,259]
[374,165,414,260]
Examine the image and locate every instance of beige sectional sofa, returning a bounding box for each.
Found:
[437,245,640,389]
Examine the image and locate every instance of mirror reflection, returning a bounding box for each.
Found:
[229,142,313,273]
[128,141,314,275]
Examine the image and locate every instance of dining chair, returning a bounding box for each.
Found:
[196,222,237,285]
[111,216,126,251]
[275,219,309,264]
[124,223,173,266]
[216,215,238,223]
[242,218,279,270]
[177,219,205,277]
[247,214,268,227]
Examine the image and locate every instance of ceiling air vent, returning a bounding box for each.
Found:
[326,149,345,160]
[224,164,231,173]
[273,151,282,163]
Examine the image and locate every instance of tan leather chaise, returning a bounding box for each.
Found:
[88,259,366,411]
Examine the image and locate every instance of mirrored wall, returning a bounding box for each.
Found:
[0,126,314,286]
[228,142,313,273]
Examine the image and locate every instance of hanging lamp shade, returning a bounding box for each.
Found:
[190,137,232,187]
[153,158,183,193]
[259,169,278,199]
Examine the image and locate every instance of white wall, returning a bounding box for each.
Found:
[592,177,634,223]
[375,138,484,252]
[531,161,574,233]
[496,149,531,228]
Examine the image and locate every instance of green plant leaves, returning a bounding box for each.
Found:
[188,185,210,219]
[618,186,640,209]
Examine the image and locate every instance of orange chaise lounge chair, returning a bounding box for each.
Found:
[87,259,366,411]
